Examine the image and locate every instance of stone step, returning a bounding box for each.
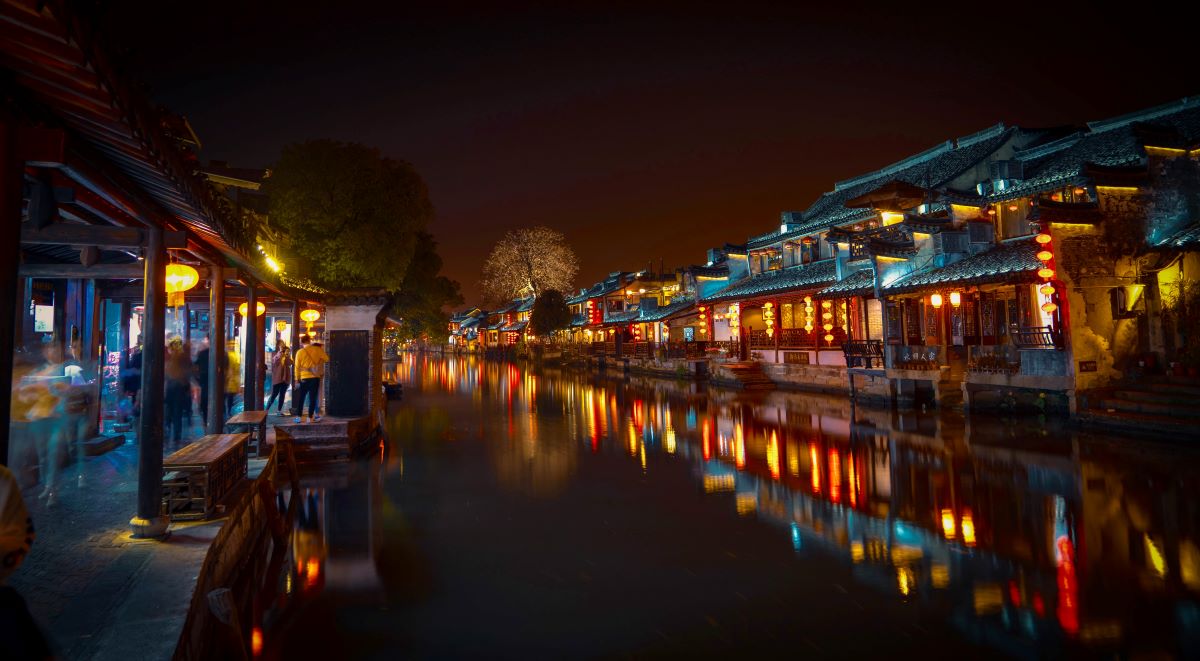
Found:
[1078,409,1200,440]
[1143,382,1200,397]
[1095,398,1200,418]
[1112,390,1198,405]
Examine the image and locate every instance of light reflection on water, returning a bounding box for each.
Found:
[271,354,1200,659]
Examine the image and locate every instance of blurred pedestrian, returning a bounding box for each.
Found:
[20,338,70,506]
[195,338,210,427]
[265,339,292,416]
[225,339,241,418]
[293,334,329,423]
[121,341,142,421]
[164,337,191,444]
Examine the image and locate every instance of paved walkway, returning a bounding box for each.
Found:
[7,421,264,660]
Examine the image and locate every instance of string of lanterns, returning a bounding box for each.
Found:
[762,302,775,338]
[1036,230,1058,314]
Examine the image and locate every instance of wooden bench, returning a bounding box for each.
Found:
[225,410,269,457]
[162,433,249,521]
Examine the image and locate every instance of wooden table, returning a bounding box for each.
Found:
[162,433,249,520]
[225,410,269,457]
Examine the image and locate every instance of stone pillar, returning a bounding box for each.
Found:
[244,282,258,411]
[324,290,390,424]
[207,267,225,434]
[132,227,168,538]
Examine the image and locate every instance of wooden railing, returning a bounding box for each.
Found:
[778,328,817,348]
[173,431,301,660]
[843,340,884,369]
[1011,325,1060,349]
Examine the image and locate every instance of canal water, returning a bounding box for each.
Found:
[271,354,1200,659]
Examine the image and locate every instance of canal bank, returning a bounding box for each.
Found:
[261,354,1200,658]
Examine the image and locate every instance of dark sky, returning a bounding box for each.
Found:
[103,2,1195,304]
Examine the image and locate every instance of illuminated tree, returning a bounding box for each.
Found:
[480,227,578,303]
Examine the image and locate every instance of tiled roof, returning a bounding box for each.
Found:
[702,259,837,303]
[885,238,1041,294]
[604,309,640,325]
[500,320,527,333]
[1156,223,1200,249]
[491,299,523,314]
[639,299,694,322]
[566,275,629,304]
[688,263,730,277]
[570,313,588,327]
[485,321,505,331]
[818,269,875,298]
[516,298,535,312]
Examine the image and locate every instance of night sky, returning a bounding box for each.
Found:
[103,3,1194,305]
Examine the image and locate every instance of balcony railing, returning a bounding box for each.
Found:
[1011,325,1060,349]
[968,346,1019,374]
[843,340,884,369]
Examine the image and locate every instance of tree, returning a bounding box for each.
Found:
[391,232,463,342]
[264,140,434,292]
[480,227,578,304]
[529,290,572,339]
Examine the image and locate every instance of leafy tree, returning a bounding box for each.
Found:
[264,140,433,291]
[530,290,572,339]
[480,227,578,304]
[391,232,463,341]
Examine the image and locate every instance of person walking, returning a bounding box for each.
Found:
[225,339,241,418]
[195,338,210,426]
[293,334,329,423]
[265,340,292,416]
[164,338,191,444]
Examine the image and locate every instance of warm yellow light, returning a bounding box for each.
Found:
[1073,186,1087,195]
[930,293,943,309]
[239,301,266,317]
[821,300,831,309]
[763,302,774,309]
[941,508,956,539]
[265,256,283,273]
[824,333,834,342]
[1042,302,1058,313]
[881,211,904,226]
[822,312,832,320]
[252,626,263,656]
[1035,232,1052,244]
[1037,250,1053,262]
[949,292,961,307]
[300,308,321,323]
[961,511,976,547]
[823,323,834,332]
[164,263,199,293]
[804,323,813,332]
[1038,267,1055,279]
[1095,185,1139,193]
[1040,284,1056,296]
[803,296,812,303]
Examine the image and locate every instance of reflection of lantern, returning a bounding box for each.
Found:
[1038,267,1055,279]
[239,302,266,317]
[949,291,961,308]
[930,293,944,309]
[1037,250,1053,262]
[164,263,199,308]
[1036,233,1052,244]
[300,308,321,333]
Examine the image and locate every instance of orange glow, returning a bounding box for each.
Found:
[1038,267,1055,279]
[239,301,267,317]
[809,443,820,494]
[1036,233,1052,244]
[930,293,943,309]
[1040,284,1055,296]
[1042,302,1058,313]
[941,508,956,539]
[300,308,321,323]
[847,455,858,507]
[734,423,746,470]
[702,418,712,461]
[961,509,977,547]
[1037,250,1053,262]
[828,449,842,504]
[164,263,199,293]
[252,626,263,657]
[305,557,321,589]
[949,291,961,307]
[767,431,781,480]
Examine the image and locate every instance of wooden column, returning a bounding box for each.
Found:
[86,280,102,438]
[132,227,168,537]
[256,308,267,411]
[207,268,225,434]
[244,283,258,411]
[0,120,21,466]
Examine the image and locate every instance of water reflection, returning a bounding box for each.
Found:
[284,354,1200,658]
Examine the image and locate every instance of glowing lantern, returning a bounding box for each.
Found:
[824,333,835,343]
[986,208,996,216]
[949,291,962,308]
[1008,204,1019,212]
[300,307,321,333]
[823,323,834,332]
[1042,302,1058,313]
[239,301,266,317]
[1040,284,1055,296]
[1038,267,1055,279]
[804,296,812,303]
[164,263,199,308]
[1037,250,1053,262]
[1073,187,1086,196]
[930,293,944,309]
[1035,233,1052,244]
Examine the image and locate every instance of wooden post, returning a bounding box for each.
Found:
[208,267,225,434]
[132,227,168,538]
[0,120,22,466]
[86,280,102,438]
[244,283,258,411]
[256,309,267,411]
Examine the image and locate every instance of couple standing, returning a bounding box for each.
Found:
[266,334,329,423]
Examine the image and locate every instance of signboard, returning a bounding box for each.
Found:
[1079,360,1097,373]
[783,351,810,365]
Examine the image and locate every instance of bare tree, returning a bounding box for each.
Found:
[480,227,578,303]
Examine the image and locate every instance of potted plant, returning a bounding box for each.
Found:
[1163,277,1200,377]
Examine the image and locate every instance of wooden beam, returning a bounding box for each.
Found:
[20,262,143,278]
[21,222,187,248]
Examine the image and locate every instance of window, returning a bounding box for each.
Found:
[998,198,1033,238]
